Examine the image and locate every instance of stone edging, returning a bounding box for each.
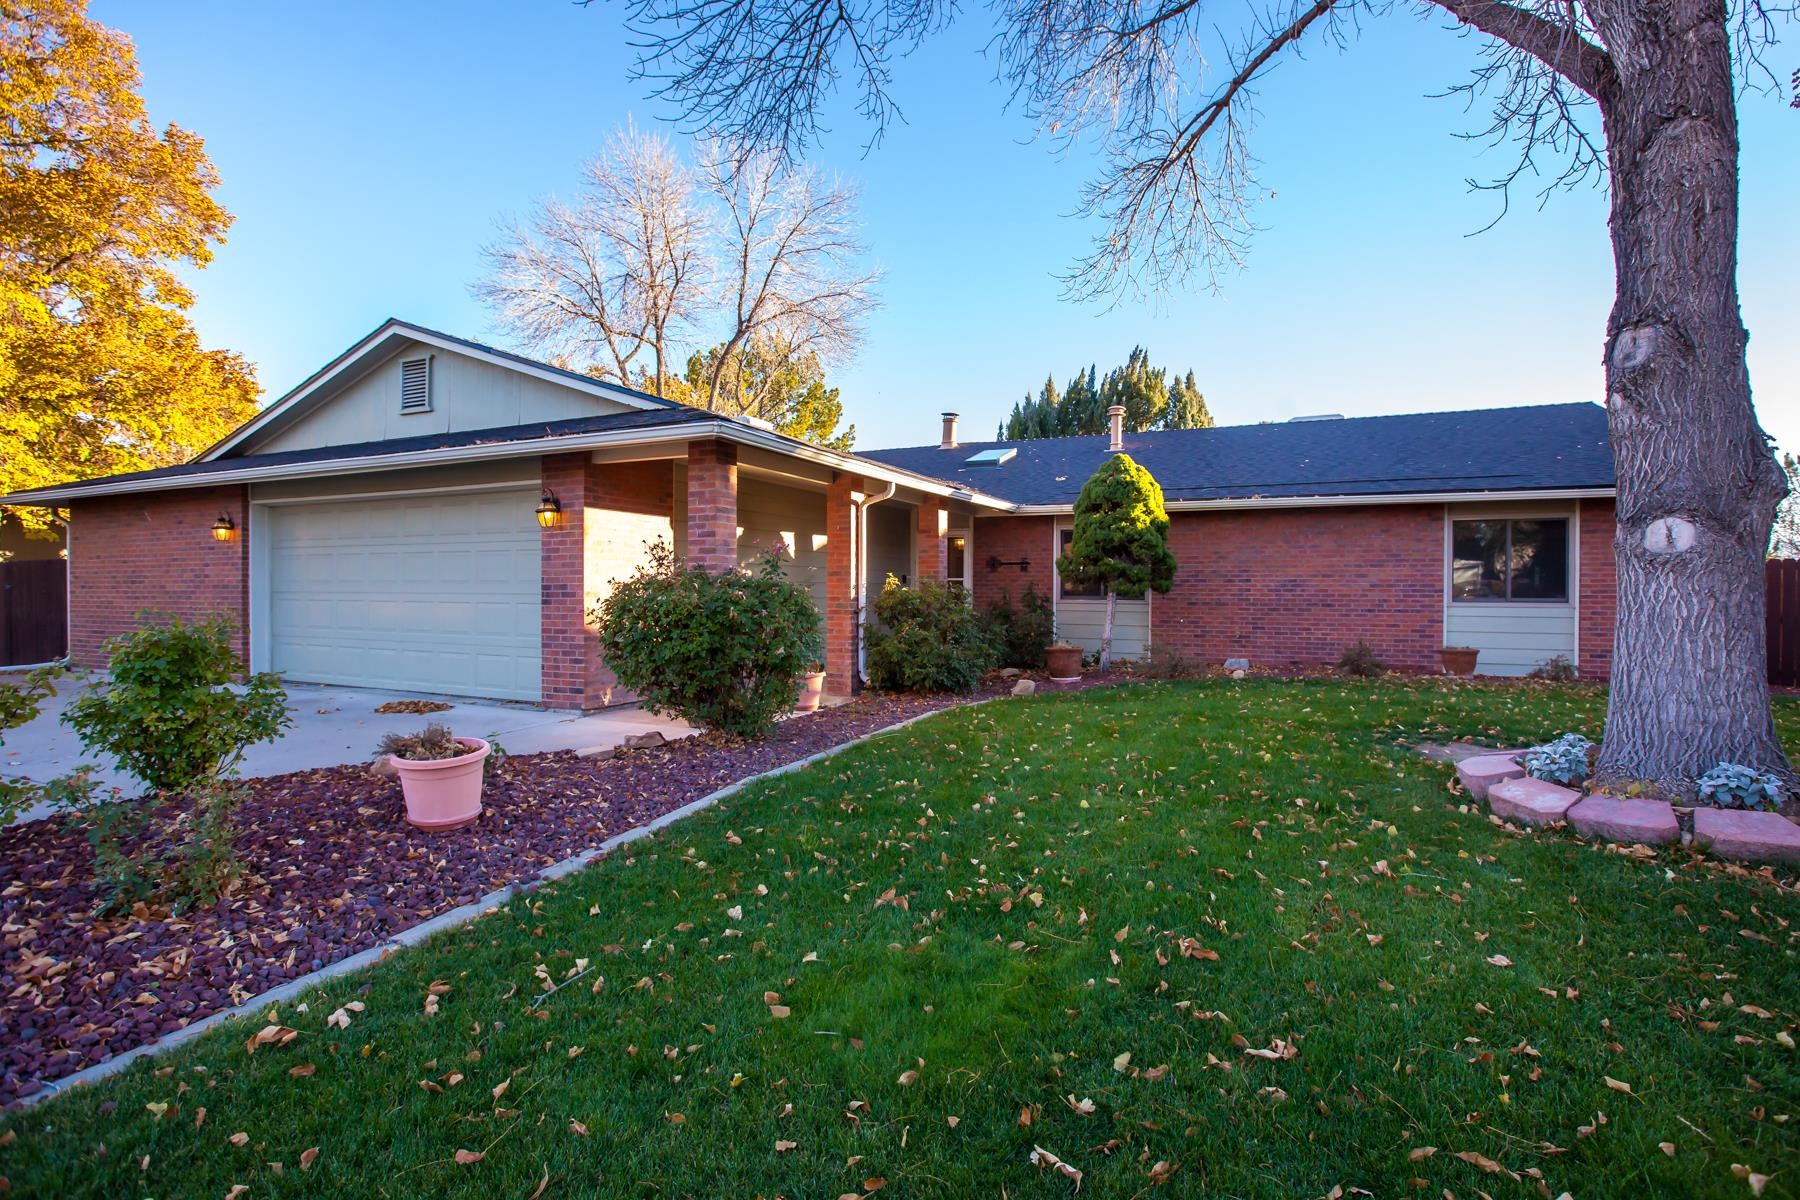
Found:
[21,701,986,1108]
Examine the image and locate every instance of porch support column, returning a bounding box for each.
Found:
[916,497,949,586]
[540,451,591,710]
[825,471,860,697]
[685,440,738,573]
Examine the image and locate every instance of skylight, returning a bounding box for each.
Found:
[965,447,1017,466]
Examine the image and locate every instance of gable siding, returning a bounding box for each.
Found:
[250,342,637,455]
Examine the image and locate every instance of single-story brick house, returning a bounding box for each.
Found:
[0,319,1618,706]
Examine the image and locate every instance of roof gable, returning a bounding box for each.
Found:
[204,319,675,461]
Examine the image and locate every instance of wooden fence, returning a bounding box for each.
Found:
[1771,559,1800,687]
[0,558,66,668]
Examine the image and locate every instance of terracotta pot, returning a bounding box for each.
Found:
[1440,647,1479,677]
[392,738,489,830]
[795,670,827,713]
[1045,644,1084,682]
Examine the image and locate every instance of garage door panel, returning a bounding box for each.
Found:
[268,490,542,700]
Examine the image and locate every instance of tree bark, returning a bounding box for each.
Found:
[1589,0,1791,794]
[1099,590,1116,673]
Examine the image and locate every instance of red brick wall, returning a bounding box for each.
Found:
[970,515,1056,614]
[825,472,859,696]
[915,498,948,585]
[67,486,250,669]
[540,454,590,708]
[540,455,678,710]
[1577,498,1617,679]
[1154,505,1445,671]
[685,441,739,572]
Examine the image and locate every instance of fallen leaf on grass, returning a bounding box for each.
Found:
[528,1164,550,1200]
[896,1070,918,1086]
[228,1132,249,1147]
[775,1139,797,1152]
[1146,1160,1178,1185]
[1603,1076,1633,1095]
[1485,954,1514,968]
[244,1024,299,1054]
[225,1187,249,1200]
[1408,1146,1437,1161]
[1029,1145,1083,1191]
[299,1147,319,1172]
[288,1063,315,1078]
[454,1148,485,1165]
[1455,1149,1513,1177]
[569,1120,589,1136]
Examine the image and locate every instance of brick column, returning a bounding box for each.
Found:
[540,453,590,709]
[685,440,739,573]
[915,497,948,585]
[825,472,860,697]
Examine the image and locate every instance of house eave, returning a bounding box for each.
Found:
[1,421,1018,512]
[1007,486,1617,516]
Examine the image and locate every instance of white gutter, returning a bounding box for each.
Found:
[0,420,1015,513]
[1010,486,1616,516]
[856,480,898,678]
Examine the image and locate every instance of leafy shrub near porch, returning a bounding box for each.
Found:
[593,542,822,736]
[983,583,1055,669]
[63,615,289,794]
[866,577,999,694]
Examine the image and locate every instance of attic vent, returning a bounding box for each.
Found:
[399,356,432,414]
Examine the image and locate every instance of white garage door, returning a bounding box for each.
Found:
[267,489,542,700]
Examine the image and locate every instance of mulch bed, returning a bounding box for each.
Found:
[0,684,1049,1104]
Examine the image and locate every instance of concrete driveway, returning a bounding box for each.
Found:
[1,673,693,822]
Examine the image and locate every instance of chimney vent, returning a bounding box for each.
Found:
[940,412,959,449]
[1107,405,1125,452]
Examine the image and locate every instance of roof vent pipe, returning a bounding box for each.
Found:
[940,412,959,449]
[1107,405,1125,453]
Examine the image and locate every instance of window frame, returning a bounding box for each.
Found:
[1057,527,1105,599]
[1448,515,1572,604]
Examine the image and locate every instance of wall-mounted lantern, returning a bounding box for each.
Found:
[211,513,236,542]
[535,491,564,529]
[987,555,1030,573]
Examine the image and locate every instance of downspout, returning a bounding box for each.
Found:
[857,480,897,680]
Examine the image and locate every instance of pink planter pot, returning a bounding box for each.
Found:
[795,671,826,713]
[391,738,489,831]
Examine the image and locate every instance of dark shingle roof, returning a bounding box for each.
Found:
[859,403,1614,506]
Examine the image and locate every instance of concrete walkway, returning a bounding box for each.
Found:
[0,672,693,821]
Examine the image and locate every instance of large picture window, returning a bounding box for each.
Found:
[1058,528,1103,598]
[1451,518,1569,602]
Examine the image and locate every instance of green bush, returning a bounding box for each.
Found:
[592,542,822,736]
[866,577,999,694]
[984,583,1055,669]
[63,614,289,794]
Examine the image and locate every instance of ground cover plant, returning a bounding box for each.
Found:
[2,679,1795,1198]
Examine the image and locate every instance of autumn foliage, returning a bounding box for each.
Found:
[1,0,258,531]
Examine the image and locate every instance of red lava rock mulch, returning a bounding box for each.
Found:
[0,685,1038,1104]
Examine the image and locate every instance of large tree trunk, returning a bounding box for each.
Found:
[1590,0,1791,795]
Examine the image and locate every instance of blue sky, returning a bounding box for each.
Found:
[96,1,1798,454]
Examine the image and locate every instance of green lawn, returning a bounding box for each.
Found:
[5,679,1798,1199]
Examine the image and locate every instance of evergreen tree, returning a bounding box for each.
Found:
[1058,365,1103,436]
[1099,346,1167,431]
[1056,454,1177,670]
[1162,370,1213,430]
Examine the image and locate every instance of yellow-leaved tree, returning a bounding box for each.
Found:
[1,0,258,535]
